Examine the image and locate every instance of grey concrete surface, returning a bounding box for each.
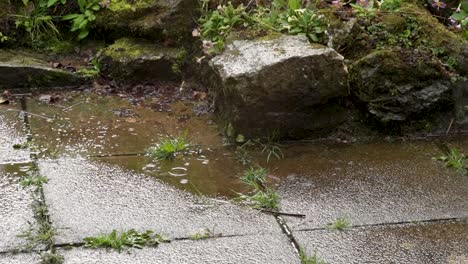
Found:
[0,107,30,164]
[39,157,281,244]
[0,253,40,264]
[60,233,300,264]
[295,220,468,264]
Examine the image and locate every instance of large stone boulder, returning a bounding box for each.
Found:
[0,50,87,89]
[98,38,185,82]
[95,0,197,42]
[350,49,453,122]
[209,35,349,139]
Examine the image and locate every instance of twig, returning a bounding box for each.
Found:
[64,101,84,111]
[446,118,454,135]
[256,208,306,218]
[0,108,53,121]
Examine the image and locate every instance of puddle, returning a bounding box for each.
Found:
[19,91,468,198]
[0,163,33,184]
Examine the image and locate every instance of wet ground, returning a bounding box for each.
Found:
[0,91,467,263]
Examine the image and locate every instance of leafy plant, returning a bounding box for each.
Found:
[0,32,9,43]
[199,2,248,51]
[18,222,57,248]
[450,1,468,28]
[84,229,168,252]
[436,147,467,175]
[62,0,101,40]
[147,137,191,160]
[14,6,60,43]
[326,217,351,231]
[279,8,324,42]
[248,188,280,210]
[300,249,327,264]
[20,175,49,188]
[241,167,267,190]
[380,0,402,11]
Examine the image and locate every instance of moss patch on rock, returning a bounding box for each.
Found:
[99,38,184,81]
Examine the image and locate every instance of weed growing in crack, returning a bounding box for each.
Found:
[435,147,467,176]
[147,137,191,161]
[235,167,281,210]
[20,175,49,188]
[84,230,169,252]
[300,249,327,264]
[236,133,284,164]
[188,226,220,241]
[326,217,350,231]
[18,221,57,249]
[241,167,267,190]
[40,251,64,264]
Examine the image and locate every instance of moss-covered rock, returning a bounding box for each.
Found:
[98,38,184,81]
[350,49,453,122]
[94,0,197,42]
[0,50,88,89]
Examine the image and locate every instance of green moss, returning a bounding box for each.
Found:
[108,0,159,12]
[104,38,164,61]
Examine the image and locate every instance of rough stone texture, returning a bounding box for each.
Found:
[350,49,453,122]
[0,50,87,89]
[0,253,40,264]
[99,38,183,81]
[0,163,36,252]
[209,35,349,139]
[39,157,280,244]
[274,142,468,230]
[60,234,299,264]
[453,80,468,127]
[295,221,468,264]
[95,0,197,41]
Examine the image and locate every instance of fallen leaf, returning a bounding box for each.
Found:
[193,91,207,101]
[0,98,9,104]
[125,117,137,123]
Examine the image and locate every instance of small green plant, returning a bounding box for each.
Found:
[147,137,191,160]
[20,175,49,188]
[436,147,467,175]
[18,222,57,248]
[84,229,168,252]
[40,251,64,264]
[248,188,280,210]
[199,2,249,51]
[0,32,9,43]
[300,249,327,264]
[76,57,101,77]
[14,7,60,44]
[380,0,402,11]
[326,217,351,231]
[241,167,267,190]
[62,0,101,40]
[188,227,219,240]
[279,8,324,42]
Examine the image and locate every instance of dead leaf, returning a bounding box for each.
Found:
[125,117,137,123]
[0,98,9,104]
[193,91,207,101]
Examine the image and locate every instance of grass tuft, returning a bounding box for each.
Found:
[435,147,467,175]
[241,167,267,190]
[84,229,168,252]
[326,217,350,231]
[20,175,49,188]
[147,137,190,160]
[188,227,220,240]
[300,249,327,264]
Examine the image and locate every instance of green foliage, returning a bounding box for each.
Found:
[450,1,468,28]
[300,249,327,264]
[380,0,402,11]
[241,167,267,190]
[436,148,467,175]
[350,3,378,19]
[20,175,49,188]
[18,222,57,248]
[40,252,64,264]
[199,0,324,52]
[326,217,351,231]
[147,137,191,160]
[62,0,101,40]
[0,32,9,43]
[199,2,248,51]
[248,188,280,210]
[14,5,60,44]
[84,229,168,252]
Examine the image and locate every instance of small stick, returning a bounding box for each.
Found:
[256,209,306,218]
[0,108,53,121]
[446,118,454,135]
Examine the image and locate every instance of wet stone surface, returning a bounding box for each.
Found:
[273,142,468,230]
[295,220,468,264]
[39,157,280,244]
[0,253,40,264]
[0,163,36,252]
[59,234,299,264]
[27,92,223,158]
[0,105,30,164]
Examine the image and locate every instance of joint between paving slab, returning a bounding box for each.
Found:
[294,217,468,233]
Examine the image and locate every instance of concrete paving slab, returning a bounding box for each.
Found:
[39,157,281,244]
[274,142,468,230]
[60,233,299,264]
[0,163,36,252]
[295,220,468,264]
[0,106,30,164]
[0,253,40,264]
